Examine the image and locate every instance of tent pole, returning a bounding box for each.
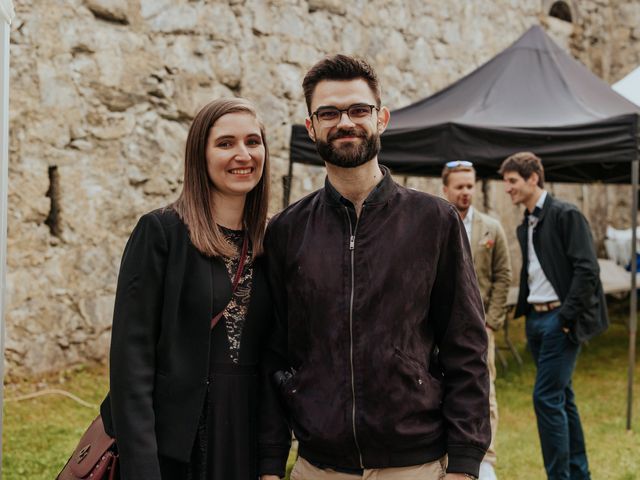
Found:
[628,159,639,431]
[283,156,294,209]
[0,14,12,475]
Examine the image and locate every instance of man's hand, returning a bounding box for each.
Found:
[260,476,281,480]
[444,474,474,479]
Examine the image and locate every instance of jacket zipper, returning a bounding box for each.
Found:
[345,205,364,468]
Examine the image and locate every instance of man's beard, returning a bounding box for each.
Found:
[455,203,470,214]
[455,198,471,214]
[315,128,381,168]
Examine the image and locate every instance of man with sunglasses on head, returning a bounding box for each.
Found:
[259,54,490,480]
[442,161,512,480]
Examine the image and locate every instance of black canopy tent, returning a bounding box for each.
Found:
[289,26,639,182]
[287,26,640,428]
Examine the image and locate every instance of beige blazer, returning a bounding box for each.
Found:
[470,209,512,330]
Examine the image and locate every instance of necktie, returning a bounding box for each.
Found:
[526,206,542,226]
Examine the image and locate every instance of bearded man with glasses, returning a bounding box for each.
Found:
[259,55,490,480]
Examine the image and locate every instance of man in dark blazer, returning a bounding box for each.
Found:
[499,152,608,480]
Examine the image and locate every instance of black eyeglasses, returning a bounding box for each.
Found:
[445,160,473,168]
[311,103,379,126]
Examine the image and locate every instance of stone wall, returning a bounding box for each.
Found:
[5,0,640,375]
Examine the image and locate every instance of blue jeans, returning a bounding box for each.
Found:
[526,310,590,480]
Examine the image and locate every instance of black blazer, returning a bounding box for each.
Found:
[100,209,266,480]
[515,194,608,343]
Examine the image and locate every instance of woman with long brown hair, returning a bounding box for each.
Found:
[100,98,272,479]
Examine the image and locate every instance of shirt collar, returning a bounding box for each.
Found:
[463,206,474,226]
[525,190,547,221]
[536,191,548,210]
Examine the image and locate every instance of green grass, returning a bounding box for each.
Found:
[2,364,109,479]
[495,314,640,480]
[2,316,639,479]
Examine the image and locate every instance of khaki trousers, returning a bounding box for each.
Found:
[484,328,499,466]
[290,456,446,480]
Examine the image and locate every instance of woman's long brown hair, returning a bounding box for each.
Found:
[171,98,270,258]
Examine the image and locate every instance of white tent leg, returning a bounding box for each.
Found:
[628,159,639,430]
[0,18,10,474]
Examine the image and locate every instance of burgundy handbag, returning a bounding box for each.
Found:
[58,236,247,480]
[56,415,118,480]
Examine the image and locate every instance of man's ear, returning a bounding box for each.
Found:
[377,106,391,133]
[305,117,316,142]
[528,172,539,186]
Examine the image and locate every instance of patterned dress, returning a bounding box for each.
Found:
[219,228,254,364]
[161,227,271,480]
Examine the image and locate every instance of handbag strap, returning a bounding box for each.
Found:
[210,234,249,329]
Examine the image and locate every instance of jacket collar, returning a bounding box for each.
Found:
[522,191,552,225]
[323,165,396,207]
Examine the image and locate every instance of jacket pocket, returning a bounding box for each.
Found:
[574,292,602,344]
[393,347,430,389]
[372,347,444,446]
[393,347,443,402]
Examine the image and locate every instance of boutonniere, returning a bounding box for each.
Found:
[481,238,495,249]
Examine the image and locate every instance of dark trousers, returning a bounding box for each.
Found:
[526,310,590,480]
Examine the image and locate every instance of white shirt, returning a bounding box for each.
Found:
[463,206,473,241]
[526,191,560,303]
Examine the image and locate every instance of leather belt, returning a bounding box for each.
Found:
[530,300,562,313]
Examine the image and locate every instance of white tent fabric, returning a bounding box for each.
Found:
[613,66,640,107]
[0,0,12,474]
[605,225,640,267]
[0,0,14,25]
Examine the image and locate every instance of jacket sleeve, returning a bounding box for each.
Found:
[429,207,490,477]
[485,222,512,330]
[108,212,168,480]
[557,208,600,329]
[258,219,292,477]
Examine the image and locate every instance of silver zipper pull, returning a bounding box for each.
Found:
[349,235,355,250]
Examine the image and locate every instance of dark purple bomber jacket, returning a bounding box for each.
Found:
[258,167,490,478]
